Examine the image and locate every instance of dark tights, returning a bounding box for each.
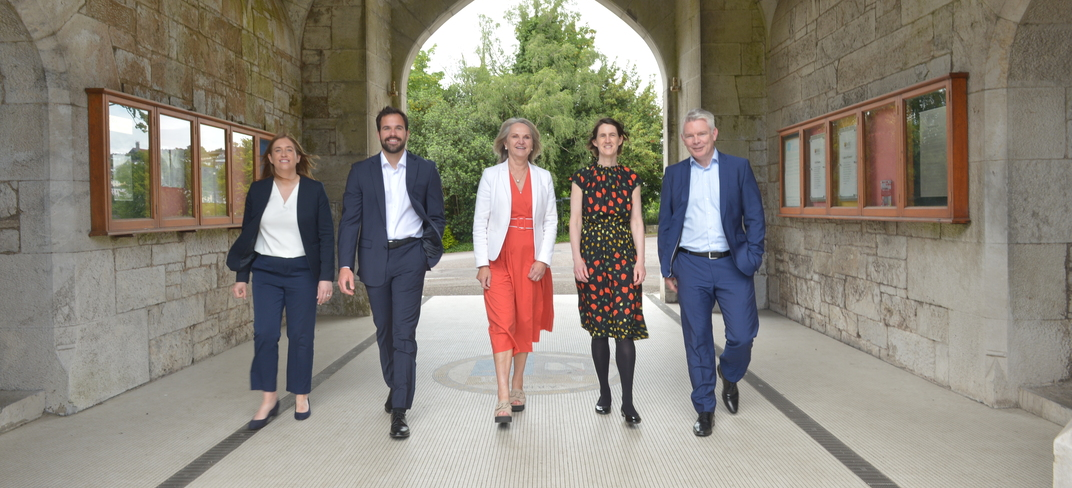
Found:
[592,337,638,415]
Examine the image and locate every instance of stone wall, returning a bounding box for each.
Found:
[1006,0,1072,388]
[764,0,1071,406]
[0,0,305,413]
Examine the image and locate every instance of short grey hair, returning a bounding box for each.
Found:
[682,108,717,132]
[493,118,542,163]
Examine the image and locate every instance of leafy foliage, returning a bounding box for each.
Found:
[408,0,663,242]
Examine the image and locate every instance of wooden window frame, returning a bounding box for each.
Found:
[88,88,274,236]
[777,73,968,223]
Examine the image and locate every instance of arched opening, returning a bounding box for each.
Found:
[399,0,671,248]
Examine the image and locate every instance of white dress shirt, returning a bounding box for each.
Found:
[254,180,305,258]
[380,152,424,240]
[680,154,730,253]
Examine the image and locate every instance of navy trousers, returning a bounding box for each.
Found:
[674,251,759,413]
[365,240,427,410]
[250,255,317,394]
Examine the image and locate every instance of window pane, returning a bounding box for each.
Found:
[832,115,858,207]
[906,89,948,207]
[782,134,801,207]
[805,126,827,207]
[200,125,228,217]
[864,103,898,207]
[160,115,193,218]
[108,103,151,219]
[232,133,254,218]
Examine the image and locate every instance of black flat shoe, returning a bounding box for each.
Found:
[693,411,714,437]
[248,401,280,430]
[295,397,311,421]
[595,394,611,415]
[389,409,410,438]
[621,407,641,424]
[718,365,740,414]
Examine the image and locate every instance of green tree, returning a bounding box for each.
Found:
[408,0,663,242]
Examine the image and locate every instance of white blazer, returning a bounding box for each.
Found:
[473,161,557,267]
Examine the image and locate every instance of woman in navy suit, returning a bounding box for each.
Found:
[226,134,335,430]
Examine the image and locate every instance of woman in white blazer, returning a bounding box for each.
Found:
[473,118,557,424]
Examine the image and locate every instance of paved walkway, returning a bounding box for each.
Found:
[0,291,1061,487]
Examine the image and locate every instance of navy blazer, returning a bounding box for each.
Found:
[337,152,446,288]
[226,176,335,283]
[657,151,766,278]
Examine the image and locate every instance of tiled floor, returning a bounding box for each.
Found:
[0,295,1061,487]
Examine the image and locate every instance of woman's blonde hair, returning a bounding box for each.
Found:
[492,118,542,163]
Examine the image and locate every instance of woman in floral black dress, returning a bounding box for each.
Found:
[569,118,648,424]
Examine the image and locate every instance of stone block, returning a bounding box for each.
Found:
[876,235,907,259]
[1056,420,1072,488]
[797,277,821,311]
[1008,160,1072,244]
[114,48,151,87]
[1011,319,1071,386]
[64,310,149,410]
[0,184,15,222]
[149,327,192,380]
[52,250,116,326]
[0,227,16,252]
[867,256,907,289]
[185,229,230,255]
[0,253,52,329]
[859,316,887,348]
[147,294,205,339]
[114,245,151,271]
[881,292,918,330]
[820,275,845,307]
[304,25,331,50]
[181,266,217,297]
[946,309,986,398]
[828,305,859,336]
[831,244,867,278]
[115,265,166,314]
[907,239,997,316]
[703,43,742,76]
[185,255,201,268]
[0,105,48,181]
[1008,244,1067,320]
[1008,87,1066,160]
[934,342,949,385]
[888,327,936,378]
[914,301,949,342]
[845,276,881,321]
[85,0,136,34]
[817,9,876,66]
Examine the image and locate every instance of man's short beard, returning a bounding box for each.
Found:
[381,140,405,154]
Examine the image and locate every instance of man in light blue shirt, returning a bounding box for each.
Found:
[658,108,766,437]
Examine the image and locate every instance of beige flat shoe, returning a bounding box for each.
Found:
[495,401,513,423]
[510,389,526,412]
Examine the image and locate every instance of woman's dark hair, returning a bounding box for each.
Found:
[587,117,629,158]
[261,134,316,180]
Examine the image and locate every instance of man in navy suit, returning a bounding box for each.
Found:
[658,108,766,437]
[338,106,445,439]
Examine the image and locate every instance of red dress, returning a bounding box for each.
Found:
[484,172,554,354]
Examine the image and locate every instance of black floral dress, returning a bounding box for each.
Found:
[570,164,648,340]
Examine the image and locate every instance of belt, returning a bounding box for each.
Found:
[387,236,420,249]
[678,247,730,259]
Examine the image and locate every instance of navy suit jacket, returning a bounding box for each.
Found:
[658,151,766,278]
[226,176,335,283]
[337,152,446,288]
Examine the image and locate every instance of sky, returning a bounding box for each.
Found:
[419,0,663,96]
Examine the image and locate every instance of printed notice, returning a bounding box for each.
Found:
[809,133,826,202]
[837,126,858,200]
[918,106,947,198]
[783,137,801,207]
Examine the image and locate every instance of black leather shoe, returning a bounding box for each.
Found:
[693,411,714,437]
[385,391,393,414]
[718,365,739,414]
[295,397,311,421]
[248,401,280,430]
[595,396,611,415]
[621,407,641,425]
[389,409,410,439]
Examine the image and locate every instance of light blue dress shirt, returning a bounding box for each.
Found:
[680,153,729,253]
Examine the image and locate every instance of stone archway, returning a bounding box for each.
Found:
[0,0,58,405]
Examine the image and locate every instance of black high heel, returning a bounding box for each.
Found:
[295,397,311,421]
[248,401,280,430]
